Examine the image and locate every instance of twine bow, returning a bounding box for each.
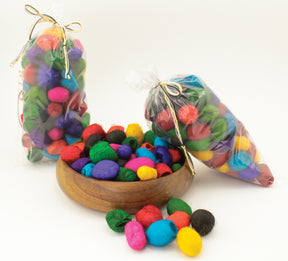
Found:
[11,4,83,79]
[158,81,195,176]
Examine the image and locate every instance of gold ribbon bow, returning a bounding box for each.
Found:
[11,4,83,79]
[158,81,195,176]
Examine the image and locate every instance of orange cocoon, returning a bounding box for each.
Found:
[167,211,190,231]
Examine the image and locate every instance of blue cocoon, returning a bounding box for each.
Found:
[81,163,95,177]
[154,137,169,148]
[136,148,157,162]
[146,220,177,246]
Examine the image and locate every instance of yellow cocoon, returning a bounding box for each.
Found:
[176,227,202,257]
[137,166,157,181]
[44,26,63,39]
[234,136,250,151]
[126,123,144,145]
[191,150,213,162]
[216,162,230,173]
[254,150,260,162]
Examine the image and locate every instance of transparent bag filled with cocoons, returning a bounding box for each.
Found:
[135,69,274,186]
[15,5,90,162]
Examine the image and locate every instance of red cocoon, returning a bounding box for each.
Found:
[136,205,163,229]
[156,109,174,131]
[60,145,82,163]
[167,211,190,231]
[82,123,106,142]
[107,125,125,134]
[168,148,182,163]
[74,142,85,153]
[47,140,67,155]
[178,105,198,125]
[206,151,229,168]
[65,91,82,111]
[47,103,63,118]
[155,163,173,178]
[140,142,154,152]
[187,123,211,141]
[24,64,38,85]
[256,164,274,186]
[78,102,88,117]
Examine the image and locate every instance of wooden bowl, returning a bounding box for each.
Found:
[56,158,194,214]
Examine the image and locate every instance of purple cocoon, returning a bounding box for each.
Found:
[37,64,61,89]
[65,120,84,137]
[68,48,83,61]
[91,160,119,180]
[117,144,132,159]
[153,146,172,166]
[30,129,51,149]
[25,47,45,66]
[71,157,91,173]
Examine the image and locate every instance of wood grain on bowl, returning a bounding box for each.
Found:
[56,158,193,214]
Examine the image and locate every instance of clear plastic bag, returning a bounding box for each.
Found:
[144,74,274,186]
[15,5,90,162]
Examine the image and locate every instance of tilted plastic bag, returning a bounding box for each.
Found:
[144,73,274,186]
[13,5,90,162]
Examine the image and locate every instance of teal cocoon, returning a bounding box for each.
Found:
[135,147,156,162]
[146,220,177,246]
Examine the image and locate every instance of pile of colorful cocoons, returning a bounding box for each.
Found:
[21,26,89,162]
[60,123,185,180]
[105,198,215,257]
[145,74,274,186]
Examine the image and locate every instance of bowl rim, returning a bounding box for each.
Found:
[58,157,191,185]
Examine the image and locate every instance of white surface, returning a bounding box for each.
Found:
[1,0,288,260]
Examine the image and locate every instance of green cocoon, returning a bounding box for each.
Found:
[166,124,187,141]
[199,104,219,123]
[167,198,192,216]
[171,163,182,172]
[89,141,118,163]
[44,50,65,71]
[23,102,42,120]
[151,122,166,137]
[105,209,132,232]
[65,39,74,50]
[28,86,49,106]
[115,167,139,182]
[76,74,85,90]
[185,87,209,109]
[23,118,41,132]
[210,117,228,142]
[144,130,156,145]
[185,138,210,151]
[80,113,90,129]
[71,58,86,76]
[21,55,29,69]
[22,91,28,102]
[27,147,43,162]
[122,137,139,152]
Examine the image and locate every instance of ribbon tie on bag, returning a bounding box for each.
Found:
[11,4,83,79]
[157,81,195,176]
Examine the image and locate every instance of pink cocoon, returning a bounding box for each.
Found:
[124,157,155,172]
[48,87,69,103]
[109,143,121,151]
[129,154,136,160]
[48,128,64,140]
[125,221,146,250]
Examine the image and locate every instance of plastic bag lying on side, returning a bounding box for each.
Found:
[15,5,90,162]
[144,74,274,186]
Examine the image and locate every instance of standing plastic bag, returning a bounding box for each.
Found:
[143,73,274,186]
[12,5,90,162]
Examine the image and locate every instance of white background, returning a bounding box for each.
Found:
[1,0,288,260]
